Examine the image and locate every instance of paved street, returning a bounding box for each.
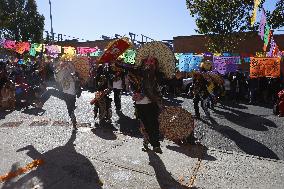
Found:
[0,89,284,188]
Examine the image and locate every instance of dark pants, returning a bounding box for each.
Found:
[113,88,121,110]
[136,103,160,148]
[193,95,209,117]
[63,93,76,122]
[249,89,256,103]
[41,89,77,124]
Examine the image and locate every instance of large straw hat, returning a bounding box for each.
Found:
[72,56,90,83]
[159,106,194,141]
[135,41,175,78]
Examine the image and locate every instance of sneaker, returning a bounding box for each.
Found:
[153,147,163,154]
[187,135,198,145]
[72,120,77,131]
[142,142,150,152]
[36,101,43,109]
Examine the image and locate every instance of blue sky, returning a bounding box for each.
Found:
[36,0,283,41]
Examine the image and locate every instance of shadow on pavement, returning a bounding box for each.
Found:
[147,151,190,189]
[91,123,117,140]
[163,96,183,107]
[213,104,277,131]
[21,107,45,116]
[0,121,23,128]
[166,145,217,161]
[40,88,65,102]
[116,112,141,138]
[219,102,248,109]
[201,117,279,160]
[0,110,13,120]
[1,131,103,189]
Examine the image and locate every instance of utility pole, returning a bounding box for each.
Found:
[49,0,54,42]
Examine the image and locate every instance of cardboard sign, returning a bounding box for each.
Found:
[250,57,281,78]
[213,56,240,75]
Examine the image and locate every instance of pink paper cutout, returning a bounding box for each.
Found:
[45,45,62,55]
[77,47,99,55]
[4,40,16,49]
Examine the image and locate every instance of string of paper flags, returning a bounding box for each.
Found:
[251,0,281,57]
[0,38,138,64]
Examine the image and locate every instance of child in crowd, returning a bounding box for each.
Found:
[0,81,15,110]
[90,75,112,125]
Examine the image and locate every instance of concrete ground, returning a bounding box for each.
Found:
[0,90,284,188]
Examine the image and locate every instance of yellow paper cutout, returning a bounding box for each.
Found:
[63,46,76,56]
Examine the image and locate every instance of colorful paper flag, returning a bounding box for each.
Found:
[213,56,240,75]
[3,40,16,49]
[258,9,266,40]
[268,37,276,57]
[0,39,5,47]
[15,42,30,54]
[251,0,261,26]
[29,44,37,56]
[63,46,76,56]
[273,45,280,57]
[263,24,271,51]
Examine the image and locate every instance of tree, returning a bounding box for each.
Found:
[0,0,44,42]
[268,0,284,29]
[22,0,45,41]
[186,0,282,52]
[0,0,10,34]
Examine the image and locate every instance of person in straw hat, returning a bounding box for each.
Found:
[111,63,124,112]
[90,75,112,124]
[131,57,163,153]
